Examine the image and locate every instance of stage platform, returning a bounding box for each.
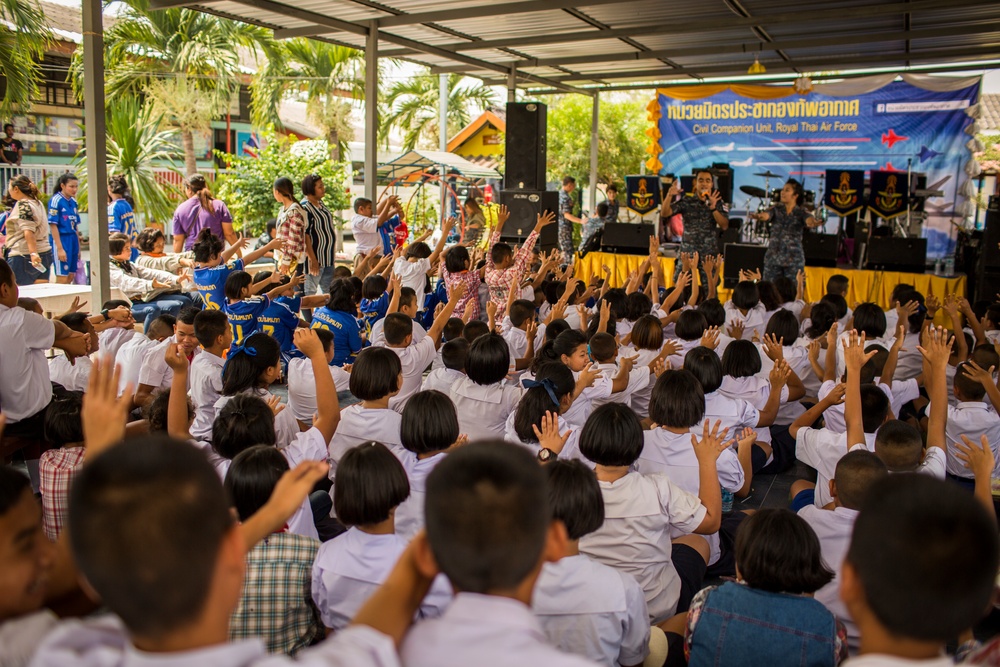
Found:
[574,252,966,316]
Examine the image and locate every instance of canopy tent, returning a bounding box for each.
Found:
[377,150,501,184]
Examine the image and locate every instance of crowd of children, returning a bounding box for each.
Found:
[1,196,999,667]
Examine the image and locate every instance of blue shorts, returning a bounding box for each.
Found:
[53,235,79,277]
[789,488,816,512]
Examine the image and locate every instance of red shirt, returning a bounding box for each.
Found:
[394,219,409,248]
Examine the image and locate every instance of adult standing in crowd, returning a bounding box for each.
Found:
[750,178,822,282]
[660,169,728,281]
[558,175,584,262]
[300,173,337,298]
[4,174,51,285]
[107,174,138,261]
[462,196,487,247]
[172,173,236,252]
[273,176,307,292]
[47,173,81,285]
[0,122,23,186]
[605,183,620,223]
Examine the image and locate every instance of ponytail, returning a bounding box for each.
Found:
[184,173,215,213]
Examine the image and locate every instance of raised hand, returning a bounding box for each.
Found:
[726,319,744,340]
[956,434,995,481]
[824,382,847,405]
[915,325,953,370]
[692,419,730,464]
[534,210,556,230]
[163,342,189,373]
[82,357,130,459]
[762,333,784,362]
[707,190,722,208]
[769,358,791,388]
[651,357,669,378]
[258,461,330,531]
[532,411,572,455]
[961,360,996,388]
[67,296,87,313]
[668,179,681,197]
[578,363,602,390]
[674,271,691,292]
[294,328,325,358]
[701,326,721,350]
[808,338,821,362]
[826,321,839,349]
[266,394,286,416]
[842,330,876,374]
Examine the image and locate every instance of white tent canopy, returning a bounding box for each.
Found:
[377,150,501,183]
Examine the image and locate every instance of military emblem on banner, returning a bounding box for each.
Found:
[625,175,662,216]
[824,169,865,217]
[867,170,909,220]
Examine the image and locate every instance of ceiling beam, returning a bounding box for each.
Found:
[148,0,219,8]
[378,0,996,57]
[374,0,625,28]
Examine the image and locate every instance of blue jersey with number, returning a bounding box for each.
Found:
[359,293,389,338]
[258,296,302,353]
[193,258,244,311]
[48,193,80,235]
[108,198,138,260]
[311,307,363,366]
[224,295,271,346]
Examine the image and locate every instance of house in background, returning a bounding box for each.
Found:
[446,109,504,200]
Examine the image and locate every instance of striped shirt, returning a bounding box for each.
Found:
[301,197,337,267]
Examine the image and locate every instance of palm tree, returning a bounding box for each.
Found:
[0,0,50,117]
[251,39,364,161]
[379,72,498,151]
[76,96,179,226]
[70,0,275,174]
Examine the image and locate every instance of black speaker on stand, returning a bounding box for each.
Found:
[498,189,559,253]
[723,243,768,288]
[504,102,547,190]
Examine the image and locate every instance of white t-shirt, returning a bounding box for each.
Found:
[138,336,201,391]
[422,367,464,394]
[382,337,437,413]
[393,257,432,310]
[115,333,156,397]
[287,356,351,423]
[48,354,91,392]
[188,351,224,441]
[329,405,402,469]
[0,304,55,423]
[449,375,523,441]
[929,399,1000,478]
[0,609,59,667]
[796,428,877,508]
[351,213,382,256]
[370,317,426,349]
[591,362,650,409]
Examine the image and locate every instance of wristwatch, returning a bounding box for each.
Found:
[537,448,556,463]
[101,308,110,321]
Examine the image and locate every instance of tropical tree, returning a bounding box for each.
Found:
[0,0,50,117]
[251,39,365,161]
[70,0,275,174]
[379,72,498,151]
[75,96,179,226]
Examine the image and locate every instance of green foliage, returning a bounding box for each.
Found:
[75,96,179,225]
[401,186,441,237]
[0,0,49,117]
[215,133,351,236]
[978,133,1000,165]
[545,93,648,189]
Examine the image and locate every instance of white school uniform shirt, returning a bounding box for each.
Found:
[449,375,523,441]
[615,319,633,338]
[533,554,650,667]
[665,337,702,370]
[591,362,650,408]
[383,337,437,413]
[723,301,766,340]
[48,354,91,392]
[422,367,464,393]
[621,347,661,418]
[796,428,878,508]
[188,351,224,441]
[286,356,350,423]
[393,257,431,308]
[874,376,920,419]
[637,427,745,566]
[213,390,299,451]
[848,443,946,480]
[501,319,545,362]
[756,344,810,422]
[927,399,1000,478]
[394,450,446,542]
[400,592,599,667]
[798,504,861,649]
[579,472,707,624]
[97,326,135,361]
[28,614,400,667]
[115,333,155,397]
[0,608,58,667]
[502,410,589,466]
[718,375,786,445]
[704,390,762,443]
[893,331,925,381]
[0,304,54,423]
[780,300,806,321]
[563,372,613,429]
[312,528,452,631]
[834,329,893,379]
[138,336,201,391]
[370,317,427,349]
[351,213,383,256]
[817,380,893,434]
[329,404,403,468]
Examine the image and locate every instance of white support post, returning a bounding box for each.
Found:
[588,93,599,215]
[364,21,378,202]
[82,0,109,305]
[507,67,516,102]
[439,72,448,222]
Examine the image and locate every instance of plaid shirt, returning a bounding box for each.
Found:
[485,229,539,318]
[276,203,308,272]
[442,268,483,320]
[39,447,86,541]
[229,532,324,655]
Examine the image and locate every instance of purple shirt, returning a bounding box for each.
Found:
[171,196,233,249]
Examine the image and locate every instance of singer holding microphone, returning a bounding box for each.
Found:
[749,178,822,281]
[660,169,728,283]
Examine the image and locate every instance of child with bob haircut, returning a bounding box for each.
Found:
[621,316,678,417]
[394,390,464,541]
[506,361,581,461]
[724,280,765,340]
[329,347,404,464]
[312,441,451,631]
[533,459,654,667]
[577,402,727,625]
[681,509,847,667]
[450,332,523,440]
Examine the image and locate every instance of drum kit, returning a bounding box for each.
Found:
[738,170,823,243]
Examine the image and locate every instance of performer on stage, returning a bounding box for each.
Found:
[749,178,822,281]
[558,175,584,262]
[660,169,728,280]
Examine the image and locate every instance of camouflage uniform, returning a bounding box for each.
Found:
[671,195,725,285]
[763,205,809,281]
[558,189,575,260]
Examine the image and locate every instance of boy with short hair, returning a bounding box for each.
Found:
[288,328,351,427]
[134,306,202,409]
[932,356,1000,484]
[422,338,468,393]
[351,195,399,261]
[116,315,175,399]
[371,285,427,348]
[485,209,555,319]
[188,309,233,441]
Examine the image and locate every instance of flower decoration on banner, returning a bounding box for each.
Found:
[793,76,813,94]
[646,96,663,173]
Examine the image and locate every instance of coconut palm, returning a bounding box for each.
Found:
[379,72,498,151]
[251,39,365,161]
[70,0,275,174]
[76,96,179,226]
[0,0,50,117]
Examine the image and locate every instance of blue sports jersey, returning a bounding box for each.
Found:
[258,295,302,353]
[48,193,80,235]
[359,293,389,338]
[193,258,244,311]
[224,295,271,346]
[311,307,363,366]
[108,198,139,261]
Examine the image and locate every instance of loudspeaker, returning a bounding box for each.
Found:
[803,233,839,268]
[601,223,656,255]
[504,102,547,190]
[723,243,767,288]
[711,163,733,204]
[980,196,1000,271]
[976,272,1000,304]
[865,237,927,273]
[498,189,559,252]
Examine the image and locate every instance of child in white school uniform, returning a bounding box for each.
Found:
[577,403,726,626]
[533,460,653,667]
[450,333,524,441]
[423,338,467,393]
[287,328,350,428]
[724,281,767,340]
[394,390,464,541]
[500,298,545,376]
[312,442,451,632]
[370,286,427,348]
[583,333,653,410]
[134,306,202,409]
[623,315,680,418]
[329,347,404,465]
[393,217,453,311]
[188,309,232,442]
[400,441,597,667]
[47,313,99,392]
[115,314,176,398]
[505,362,585,462]
[932,358,1000,483]
[96,298,136,359]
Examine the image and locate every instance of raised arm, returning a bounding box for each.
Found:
[844,331,878,450]
[294,328,341,442]
[789,383,845,440]
[687,252,701,308]
[428,218,455,265]
[163,343,193,441]
[922,325,953,456]
[943,294,968,365]
[823,322,840,383]
[880,324,905,388]
[267,274,303,301]
[960,297,987,346]
[427,282,465,345]
[220,235,252,263]
[660,180,680,219]
[240,236,282,266]
[757,359,789,428]
[691,419,726,534]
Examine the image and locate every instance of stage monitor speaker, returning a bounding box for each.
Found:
[804,233,839,268]
[498,189,559,252]
[980,196,1000,271]
[601,223,656,255]
[865,237,927,273]
[723,243,767,289]
[504,102,547,190]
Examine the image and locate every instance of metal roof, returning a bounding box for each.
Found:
[376,150,501,182]
[154,0,1000,92]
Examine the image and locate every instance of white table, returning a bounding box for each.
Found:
[18,283,127,318]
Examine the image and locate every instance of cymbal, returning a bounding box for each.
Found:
[754,170,782,178]
[740,185,767,198]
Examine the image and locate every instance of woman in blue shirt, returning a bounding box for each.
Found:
[48,173,81,284]
[310,278,363,366]
[107,174,138,261]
